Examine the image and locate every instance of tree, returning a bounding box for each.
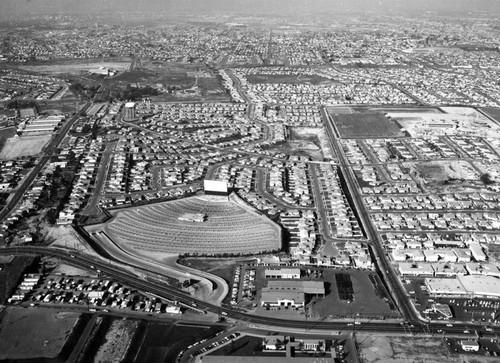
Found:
[480,173,494,185]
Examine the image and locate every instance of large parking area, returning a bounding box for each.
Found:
[404,278,500,323]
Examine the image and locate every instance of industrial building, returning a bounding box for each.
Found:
[19,115,64,135]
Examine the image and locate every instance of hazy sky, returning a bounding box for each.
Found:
[1,0,499,18]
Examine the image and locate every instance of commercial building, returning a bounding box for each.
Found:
[261,280,325,308]
[124,102,136,120]
[425,275,500,298]
[398,262,434,277]
[265,268,301,279]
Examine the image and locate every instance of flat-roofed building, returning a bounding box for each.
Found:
[469,242,487,261]
[392,249,425,262]
[399,262,434,277]
[432,263,467,277]
[453,248,471,263]
[261,290,305,308]
[465,262,500,277]
[124,102,136,120]
[261,280,325,308]
[265,268,301,279]
[425,277,467,297]
[426,275,500,298]
[458,275,500,298]
[423,249,458,263]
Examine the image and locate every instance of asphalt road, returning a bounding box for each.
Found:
[320,106,420,322]
[0,102,91,222]
[80,141,117,216]
[1,246,498,338]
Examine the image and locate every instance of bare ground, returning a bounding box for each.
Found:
[0,307,80,360]
[0,135,51,159]
[94,319,139,363]
[357,335,455,363]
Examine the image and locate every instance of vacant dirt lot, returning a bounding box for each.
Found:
[0,135,51,159]
[94,319,139,362]
[358,335,455,363]
[0,307,80,360]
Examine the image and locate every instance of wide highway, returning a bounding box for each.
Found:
[320,106,423,323]
[1,246,498,338]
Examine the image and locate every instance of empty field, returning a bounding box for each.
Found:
[0,126,16,154]
[134,322,223,362]
[357,335,454,363]
[98,194,282,256]
[0,135,51,159]
[481,107,500,124]
[17,61,131,74]
[0,307,80,360]
[329,113,403,138]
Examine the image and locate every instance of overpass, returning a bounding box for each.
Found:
[1,246,498,338]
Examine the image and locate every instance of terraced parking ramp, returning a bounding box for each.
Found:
[96,193,282,256]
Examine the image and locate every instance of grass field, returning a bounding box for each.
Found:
[112,68,158,83]
[0,126,16,154]
[481,107,500,124]
[134,322,223,362]
[0,256,37,303]
[0,307,80,360]
[329,113,403,138]
[38,97,84,115]
[0,135,51,160]
[0,193,8,207]
[197,77,225,93]
[112,64,228,101]
[416,160,479,182]
[350,106,442,114]
[180,258,236,283]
